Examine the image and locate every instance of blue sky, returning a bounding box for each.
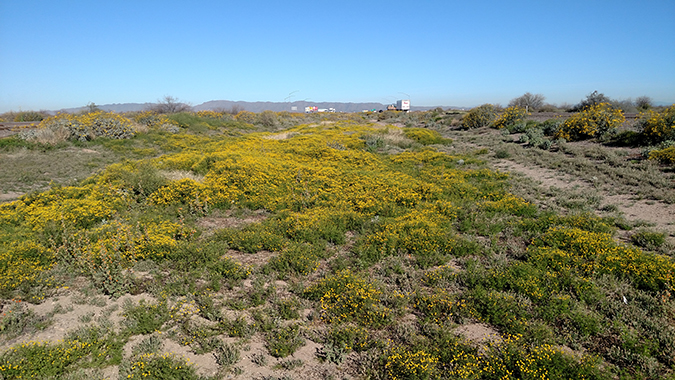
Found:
[1,0,673,112]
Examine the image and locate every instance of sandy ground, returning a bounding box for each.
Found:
[493,160,675,239]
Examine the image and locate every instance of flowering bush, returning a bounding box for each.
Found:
[648,145,675,165]
[493,106,530,130]
[637,105,675,144]
[28,111,137,142]
[304,269,391,326]
[385,347,438,380]
[555,103,625,141]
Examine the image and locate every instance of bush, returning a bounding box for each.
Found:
[637,105,675,144]
[648,146,675,165]
[266,324,304,358]
[555,103,625,141]
[631,230,666,250]
[303,269,391,326]
[13,111,45,122]
[385,347,438,380]
[462,104,497,129]
[493,106,529,129]
[23,112,137,143]
[540,118,563,136]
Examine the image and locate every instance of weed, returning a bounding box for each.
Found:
[122,298,170,335]
[251,352,268,366]
[212,340,241,367]
[0,300,50,339]
[266,324,305,358]
[131,333,164,356]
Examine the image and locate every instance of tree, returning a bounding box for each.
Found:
[570,91,611,112]
[508,92,545,111]
[635,96,653,111]
[86,102,100,113]
[148,95,191,114]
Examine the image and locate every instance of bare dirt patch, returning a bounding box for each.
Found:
[197,209,270,236]
[492,159,675,238]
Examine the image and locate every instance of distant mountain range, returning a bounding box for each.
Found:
[58,100,460,114]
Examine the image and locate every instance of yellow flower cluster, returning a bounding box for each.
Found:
[480,194,536,216]
[493,106,530,129]
[638,105,675,143]
[306,270,390,326]
[532,227,675,291]
[648,146,675,165]
[555,103,625,141]
[385,347,439,380]
[414,290,468,324]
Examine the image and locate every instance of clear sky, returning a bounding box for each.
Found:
[1,0,673,112]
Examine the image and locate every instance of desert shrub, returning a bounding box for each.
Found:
[493,106,529,129]
[540,118,564,136]
[266,324,304,358]
[325,324,371,354]
[637,105,675,144]
[13,111,45,122]
[468,287,531,334]
[122,298,170,335]
[462,104,498,129]
[413,290,470,325]
[631,230,666,250]
[216,223,286,253]
[648,146,675,165]
[147,96,191,114]
[0,339,118,379]
[258,110,278,128]
[555,103,625,141]
[28,112,137,142]
[234,110,256,123]
[0,301,49,339]
[403,128,451,145]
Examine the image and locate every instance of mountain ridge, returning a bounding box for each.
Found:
[57,100,460,114]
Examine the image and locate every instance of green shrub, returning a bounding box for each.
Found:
[540,118,563,136]
[217,223,286,253]
[268,243,321,279]
[13,111,45,122]
[122,298,170,335]
[462,104,498,129]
